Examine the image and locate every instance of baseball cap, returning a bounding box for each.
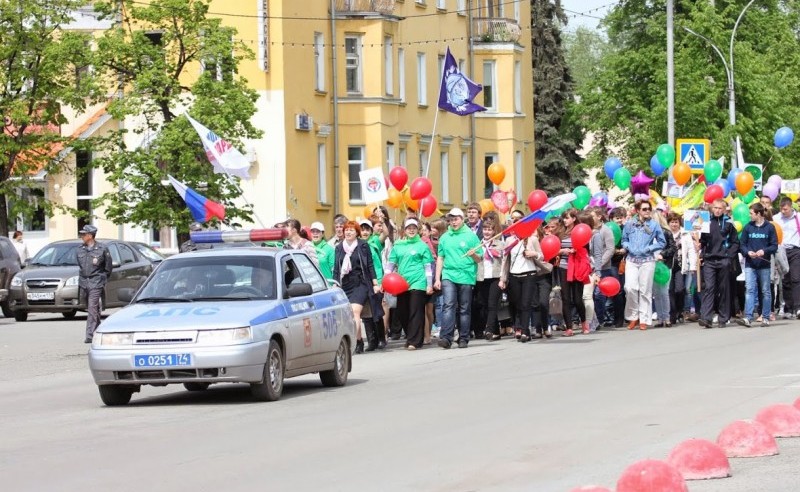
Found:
[447,207,465,218]
[358,219,373,229]
[79,225,98,236]
[310,221,325,232]
[404,217,420,228]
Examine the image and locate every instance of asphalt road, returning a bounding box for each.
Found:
[2,311,800,492]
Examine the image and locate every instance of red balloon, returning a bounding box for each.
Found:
[420,195,438,217]
[382,272,409,296]
[527,189,548,211]
[571,223,592,248]
[704,184,724,204]
[389,166,408,190]
[541,235,561,261]
[409,177,432,200]
[598,276,621,297]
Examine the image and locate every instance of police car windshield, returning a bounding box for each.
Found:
[136,256,277,301]
[30,243,79,266]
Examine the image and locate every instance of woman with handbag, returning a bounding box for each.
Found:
[500,230,539,343]
[476,218,505,341]
[333,220,383,354]
[387,217,434,350]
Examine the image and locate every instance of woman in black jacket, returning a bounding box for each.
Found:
[333,220,383,353]
[653,211,677,327]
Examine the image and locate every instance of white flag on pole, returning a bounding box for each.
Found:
[186,114,251,179]
[359,168,389,203]
[735,136,745,171]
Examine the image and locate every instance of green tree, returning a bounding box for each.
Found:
[576,0,800,181]
[563,26,610,95]
[92,0,261,230]
[0,0,99,236]
[531,0,585,194]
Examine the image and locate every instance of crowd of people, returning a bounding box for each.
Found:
[273,193,799,353]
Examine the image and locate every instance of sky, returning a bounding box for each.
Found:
[560,0,613,32]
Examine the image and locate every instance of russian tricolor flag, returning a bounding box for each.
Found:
[168,175,226,223]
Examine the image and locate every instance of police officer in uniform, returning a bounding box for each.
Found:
[180,222,210,253]
[78,225,113,343]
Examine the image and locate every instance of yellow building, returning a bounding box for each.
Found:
[36,0,533,254]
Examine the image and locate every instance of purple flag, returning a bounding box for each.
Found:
[437,47,486,116]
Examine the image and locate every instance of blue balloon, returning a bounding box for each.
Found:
[604,157,623,180]
[650,154,665,176]
[727,168,743,190]
[714,178,730,197]
[774,127,794,149]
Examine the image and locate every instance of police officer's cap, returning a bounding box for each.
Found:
[189,222,203,232]
[79,225,98,236]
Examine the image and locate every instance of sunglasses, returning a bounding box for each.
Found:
[639,207,652,212]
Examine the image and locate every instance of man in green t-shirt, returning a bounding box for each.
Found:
[310,221,335,281]
[434,208,483,349]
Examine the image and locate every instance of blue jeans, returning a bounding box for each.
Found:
[593,268,613,324]
[441,280,473,343]
[653,282,670,322]
[745,267,771,320]
[683,272,696,311]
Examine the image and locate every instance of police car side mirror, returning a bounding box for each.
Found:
[285,283,313,298]
[118,288,135,303]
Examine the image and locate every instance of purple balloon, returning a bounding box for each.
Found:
[768,174,782,188]
[589,192,608,208]
[763,182,780,201]
[630,170,655,197]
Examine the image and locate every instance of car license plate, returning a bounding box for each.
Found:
[133,354,192,367]
[27,292,54,301]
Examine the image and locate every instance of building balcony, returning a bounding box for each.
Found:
[334,0,396,16]
[473,17,522,43]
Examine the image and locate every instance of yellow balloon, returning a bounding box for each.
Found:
[479,198,494,215]
[733,221,743,233]
[387,188,403,208]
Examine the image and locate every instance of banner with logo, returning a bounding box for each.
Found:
[359,168,389,203]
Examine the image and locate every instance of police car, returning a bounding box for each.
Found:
[88,230,356,406]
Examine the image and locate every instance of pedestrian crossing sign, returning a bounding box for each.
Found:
[676,138,711,174]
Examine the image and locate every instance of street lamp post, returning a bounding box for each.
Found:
[681,0,757,167]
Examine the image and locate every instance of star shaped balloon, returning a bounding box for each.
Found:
[631,170,654,201]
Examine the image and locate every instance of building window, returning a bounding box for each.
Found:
[384,36,393,96]
[201,31,235,82]
[461,152,469,203]
[437,54,445,82]
[9,187,46,232]
[458,58,465,74]
[317,144,327,203]
[515,151,522,199]
[314,32,325,91]
[386,143,396,172]
[441,151,450,203]
[345,35,362,94]
[398,48,405,102]
[457,0,466,15]
[437,0,446,9]
[514,61,522,113]
[417,52,427,106]
[76,150,93,232]
[348,146,365,201]
[419,148,428,176]
[514,0,521,22]
[484,153,498,198]
[399,146,407,168]
[483,61,496,111]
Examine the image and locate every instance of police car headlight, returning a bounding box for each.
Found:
[65,276,79,287]
[99,333,134,346]
[196,327,252,344]
[10,275,22,287]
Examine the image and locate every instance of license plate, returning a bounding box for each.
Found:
[133,354,192,367]
[27,292,54,301]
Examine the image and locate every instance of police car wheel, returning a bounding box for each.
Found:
[320,338,350,387]
[183,383,210,392]
[98,385,134,406]
[251,339,284,401]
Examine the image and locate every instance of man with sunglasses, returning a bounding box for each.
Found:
[698,198,740,328]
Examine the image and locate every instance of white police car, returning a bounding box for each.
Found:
[88,237,355,406]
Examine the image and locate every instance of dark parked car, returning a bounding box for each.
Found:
[0,236,23,317]
[8,239,163,321]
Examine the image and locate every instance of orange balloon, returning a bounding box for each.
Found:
[362,205,374,218]
[735,172,754,195]
[387,188,403,208]
[672,162,691,186]
[773,221,783,244]
[479,198,494,215]
[403,188,419,211]
[487,163,505,186]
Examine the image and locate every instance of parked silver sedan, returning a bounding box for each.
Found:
[88,248,356,406]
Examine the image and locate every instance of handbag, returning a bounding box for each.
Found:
[384,293,398,309]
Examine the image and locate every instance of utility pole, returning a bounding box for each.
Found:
[666,0,675,146]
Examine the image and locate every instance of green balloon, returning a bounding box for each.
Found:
[704,160,722,183]
[607,221,622,246]
[572,185,591,209]
[656,144,676,168]
[733,203,750,224]
[654,261,671,285]
[743,188,757,203]
[613,167,632,190]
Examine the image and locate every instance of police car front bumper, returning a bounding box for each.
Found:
[88,341,270,385]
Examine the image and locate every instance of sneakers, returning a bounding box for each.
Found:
[457,339,468,349]
[518,334,530,343]
[545,326,553,338]
[761,319,770,327]
[581,322,590,335]
[737,318,752,328]
[438,339,451,349]
[406,345,417,351]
